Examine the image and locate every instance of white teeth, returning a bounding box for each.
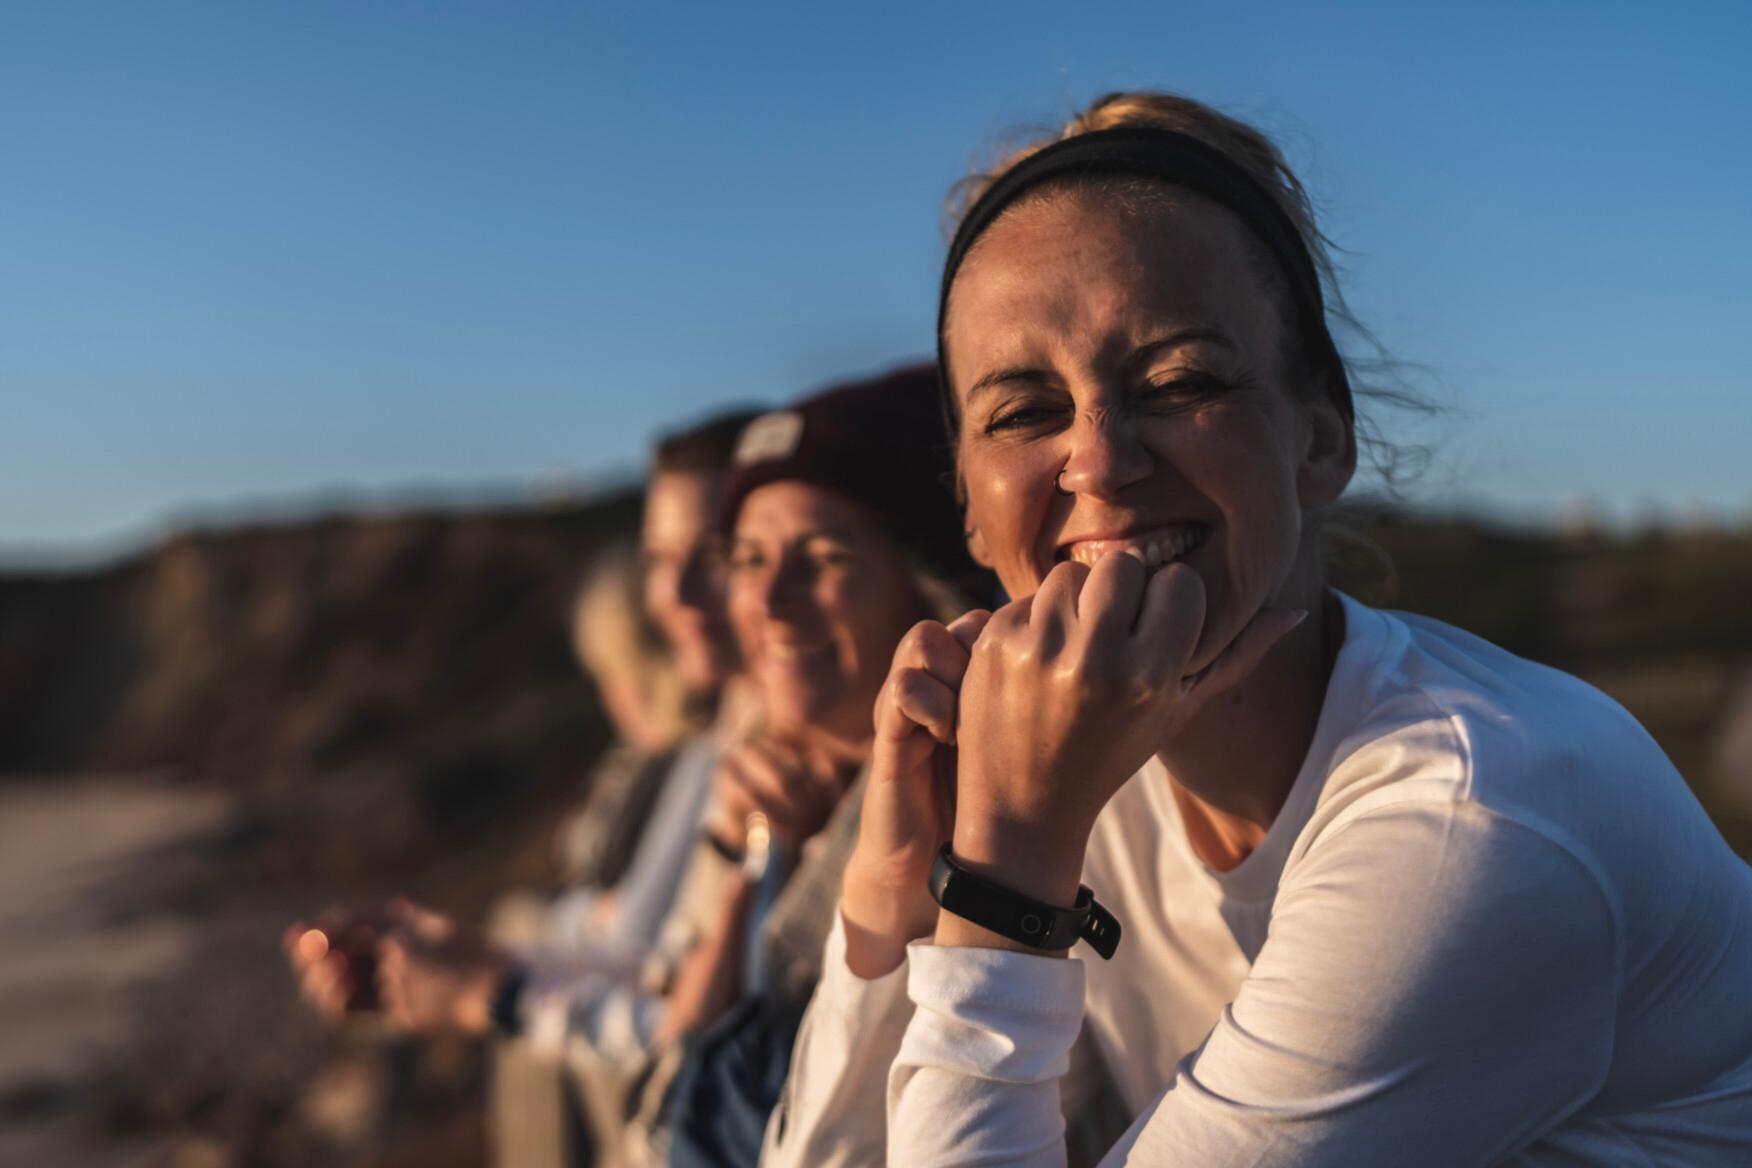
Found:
[1066,526,1203,569]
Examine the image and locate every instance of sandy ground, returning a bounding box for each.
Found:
[0,774,232,1166]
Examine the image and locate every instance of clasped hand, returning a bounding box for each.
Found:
[284,899,508,1034]
[706,732,853,857]
[842,553,1303,975]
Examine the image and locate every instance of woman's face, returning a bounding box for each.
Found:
[727,481,923,743]
[944,187,1353,671]
[642,468,738,695]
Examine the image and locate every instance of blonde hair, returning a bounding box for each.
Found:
[571,543,699,751]
[947,90,1434,496]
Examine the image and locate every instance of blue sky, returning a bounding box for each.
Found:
[3,1,1749,561]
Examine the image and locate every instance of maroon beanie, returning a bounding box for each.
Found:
[718,362,988,599]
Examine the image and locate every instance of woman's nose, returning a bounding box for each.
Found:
[677,546,720,612]
[758,556,813,620]
[1056,410,1152,500]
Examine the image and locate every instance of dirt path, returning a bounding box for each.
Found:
[0,774,232,1165]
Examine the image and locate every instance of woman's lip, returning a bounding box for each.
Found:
[1055,522,1210,568]
[762,641,833,663]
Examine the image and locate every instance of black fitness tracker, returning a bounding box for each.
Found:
[489,965,530,1037]
[928,844,1122,959]
[703,829,744,866]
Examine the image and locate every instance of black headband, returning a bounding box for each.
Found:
[936,126,1353,423]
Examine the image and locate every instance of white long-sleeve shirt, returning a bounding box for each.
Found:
[764,594,1752,1167]
[518,735,722,1060]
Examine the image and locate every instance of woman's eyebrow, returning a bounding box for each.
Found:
[801,529,857,548]
[1129,328,1234,367]
[967,330,1233,403]
[964,365,1056,405]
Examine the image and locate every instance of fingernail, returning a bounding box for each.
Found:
[1122,546,1148,565]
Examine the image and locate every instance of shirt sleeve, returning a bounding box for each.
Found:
[889,801,1621,1167]
[759,912,915,1168]
[515,827,738,1067]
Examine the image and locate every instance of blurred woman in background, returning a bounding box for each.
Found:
[627,364,988,1168]
[767,91,1752,1166]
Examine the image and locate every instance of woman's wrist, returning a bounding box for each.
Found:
[931,816,1090,957]
[949,814,1089,908]
[706,806,748,857]
[840,850,939,979]
[452,953,513,1034]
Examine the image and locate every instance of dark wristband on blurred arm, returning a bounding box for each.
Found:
[489,965,530,1037]
[703,829,744,866]
[928,844,1122,959]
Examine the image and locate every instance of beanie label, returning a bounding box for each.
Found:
[735,410,805,466]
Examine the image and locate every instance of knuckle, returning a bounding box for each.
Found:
[912,618,948,645]
[895,665,934,699]
[898,619,943,661]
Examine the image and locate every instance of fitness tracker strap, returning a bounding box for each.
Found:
[489,965,530,1037]
[928,844,1122,959]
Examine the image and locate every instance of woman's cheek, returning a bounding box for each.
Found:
[968,455,1052,598]
[726,586,764,662]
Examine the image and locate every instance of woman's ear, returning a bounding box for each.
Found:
[964,522,994,569]
[1297,388,1357,509]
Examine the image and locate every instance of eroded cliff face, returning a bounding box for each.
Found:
[0,493,642,893]
[3,495,634,766]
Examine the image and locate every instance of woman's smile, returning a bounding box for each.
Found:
[758,636,835,666]
[1056,521,1210,570]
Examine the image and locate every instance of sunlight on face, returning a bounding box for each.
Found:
[642,469,736,693]
[726,481,923,742]
[944,187,1352,669]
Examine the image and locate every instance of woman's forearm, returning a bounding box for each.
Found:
[653,875,752,1045]
[760,912,916,1168]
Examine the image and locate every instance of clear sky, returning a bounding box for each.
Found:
[4,1,1749,562]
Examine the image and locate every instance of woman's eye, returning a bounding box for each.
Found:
[1140,374,1228,406]
[808,547,853,569]
[984,403,1064,434]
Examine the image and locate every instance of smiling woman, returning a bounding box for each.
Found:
[762,92,1752,1168]
[648,365,991,1168]
[727,481,926,749]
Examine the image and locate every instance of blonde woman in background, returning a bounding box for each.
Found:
[543,542,709,934]
[286,407,760,1168]
[484,541,703,1168]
